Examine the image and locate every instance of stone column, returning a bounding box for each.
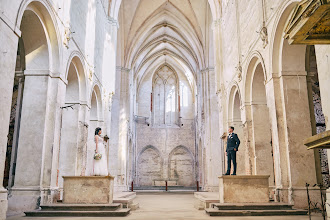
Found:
[109,67,130,191]
[58,103,80,190]
[241,104,253,175]
[267,72,319,208]
[0,18,19,219]
[250,103,275,186]
[118,68,130,190]
[40,75,64,204]
[49,79,67,202]
[76,103,89,176]
[202,69,222,191]
[8,70,54,213]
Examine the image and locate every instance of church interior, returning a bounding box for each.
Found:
[0,0,330,219]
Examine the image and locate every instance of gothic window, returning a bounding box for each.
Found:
[153,65,178,126]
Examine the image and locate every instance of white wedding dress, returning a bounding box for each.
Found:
[93,135,109,176]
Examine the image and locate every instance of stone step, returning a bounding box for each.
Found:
[114,192,137,209]
[211,203,294,210]
[130,186,200,190]
[205,209,308,216]
[25,209,130,217]
[40,203,122,211]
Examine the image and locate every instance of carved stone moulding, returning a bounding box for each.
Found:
[284,0,330,45]
[304,130,330,149]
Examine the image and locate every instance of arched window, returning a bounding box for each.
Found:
[152,65,178,126]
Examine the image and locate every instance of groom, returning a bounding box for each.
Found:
[225,126,240,175]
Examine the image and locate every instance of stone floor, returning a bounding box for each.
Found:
[8,192,323,220]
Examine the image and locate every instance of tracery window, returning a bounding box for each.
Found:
[152,65,178,126]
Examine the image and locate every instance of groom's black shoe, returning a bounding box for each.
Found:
[224,172,230,175]
[231,173,236,176]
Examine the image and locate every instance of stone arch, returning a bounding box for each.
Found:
[227,84,245,175]
[269,0,318,202]
[168,145,195,187]
[16,0,61,73]
[245,55,275,185]
[137,145,163,186]
[86,84,103,176]
[228,84,242,124]
[90,83,103,121]
[244,52,267,104]
[152,64,179,126]
[58,56,87,188]
[6,0,61,212]
[270,0,301,75]
[66,53,87,103]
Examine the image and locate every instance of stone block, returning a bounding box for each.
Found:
[63,176,114,204]
[219,175,269,203]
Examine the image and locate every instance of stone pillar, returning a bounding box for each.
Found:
[109,67,130,191]
[118,68,130,190]
[241,104,253,175]
[49,79,67,202]
[267,72,319,208]
[86,119,98,176]
[265,77,289,201]
[58,103,79,190]
[39,76,65,205]
[0,18,19,219]
[251,103,275,186]
[202,69,222,191]
[76,103,89,176]
[8,70,54,213]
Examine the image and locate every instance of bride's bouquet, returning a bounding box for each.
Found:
[94,150,102,160]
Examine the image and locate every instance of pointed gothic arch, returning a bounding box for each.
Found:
[152,64,179,126]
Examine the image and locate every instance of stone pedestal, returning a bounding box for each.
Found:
[219,175,269,203]
[63,176,114,204]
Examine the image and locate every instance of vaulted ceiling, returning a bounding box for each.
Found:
[117,0,214,87]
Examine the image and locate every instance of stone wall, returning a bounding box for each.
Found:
[136,123,195,187]
[0,0,119,216]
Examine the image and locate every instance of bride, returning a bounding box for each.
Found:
[93,127,109,176]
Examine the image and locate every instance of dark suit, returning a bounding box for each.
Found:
[226,133,240,175]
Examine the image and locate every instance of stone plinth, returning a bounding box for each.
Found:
[63,176,114,204]
[219,175,269,203]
